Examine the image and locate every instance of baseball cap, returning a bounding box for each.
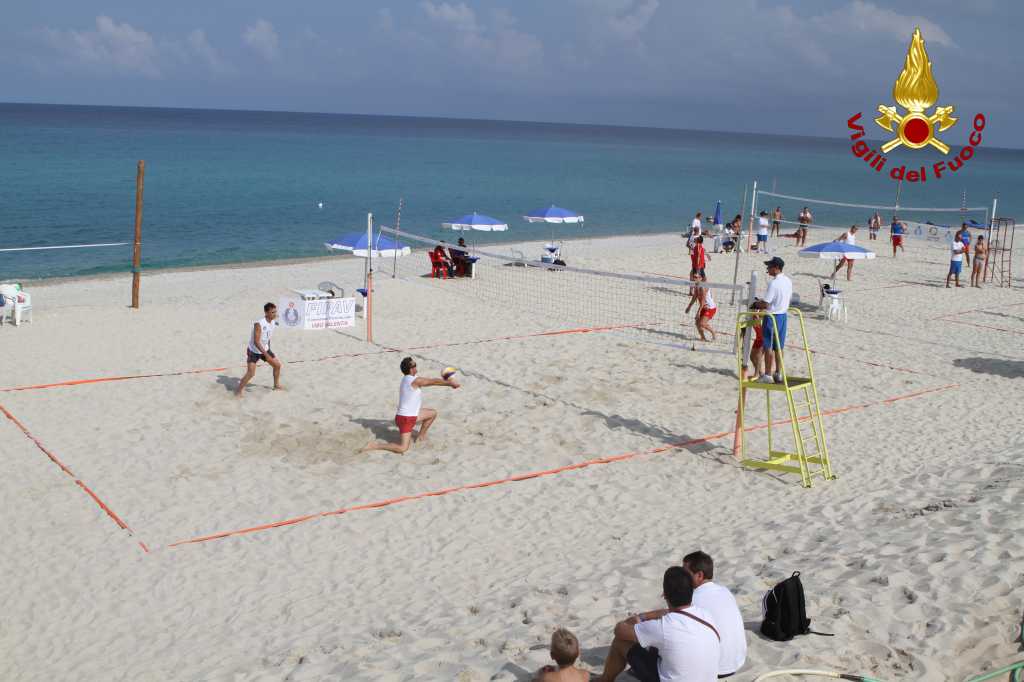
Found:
[764,256,785,269]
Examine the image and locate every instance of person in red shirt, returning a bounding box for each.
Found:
[690,235,709,281]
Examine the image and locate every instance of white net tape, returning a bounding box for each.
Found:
[754,190,988,242]
[758,190,986,213]
[380,227,747,355]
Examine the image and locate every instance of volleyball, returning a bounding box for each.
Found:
[442,367,458,380]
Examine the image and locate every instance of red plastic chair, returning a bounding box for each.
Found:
[428,250,448,279]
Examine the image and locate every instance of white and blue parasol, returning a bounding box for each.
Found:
[325,230,410,258]
[442,212,509,232]
[799,241,876,260]
[523,205,584,224]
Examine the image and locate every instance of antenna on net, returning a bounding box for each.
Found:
[392,197,404,279]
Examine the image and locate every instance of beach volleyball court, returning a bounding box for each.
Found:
[0,243,962,552]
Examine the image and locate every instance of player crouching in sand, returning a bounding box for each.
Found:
[362,357,459,454]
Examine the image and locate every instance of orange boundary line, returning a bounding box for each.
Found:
[0,323,651,394]
[929,300,1024,322]
[936,318,1024,336]
[166,382,958,549]
[0,403,148,553]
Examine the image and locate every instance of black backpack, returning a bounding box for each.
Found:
[761,571,831,641]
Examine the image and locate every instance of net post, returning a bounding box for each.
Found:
[731,183,747,305]
[733,269,758,456]
[366,212,374,343]
[747,180,758,253]
[131,160,145,309]
[393,197,403,279]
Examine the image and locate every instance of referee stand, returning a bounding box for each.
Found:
[734,308,835,488]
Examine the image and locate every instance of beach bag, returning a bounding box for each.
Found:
[761,571,826,641]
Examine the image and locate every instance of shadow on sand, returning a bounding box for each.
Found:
[953,357,1024,379]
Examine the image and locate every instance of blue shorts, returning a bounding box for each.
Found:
[757,234,768,242]
[949,260,963,275]
[762,313,787,350]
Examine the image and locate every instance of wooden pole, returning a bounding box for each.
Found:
[131,160,145,309]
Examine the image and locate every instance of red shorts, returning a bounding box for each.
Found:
[893,235,903,246]
[753,328,764,347]
[395,415,418,434]
[700,307,717,320]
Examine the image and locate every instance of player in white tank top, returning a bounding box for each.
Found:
[832,225,860,281]
[362,356,460,455]
[236,303,283,397]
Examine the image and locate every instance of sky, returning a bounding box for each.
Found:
[1,0,1021,148]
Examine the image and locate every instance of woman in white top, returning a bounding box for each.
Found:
[831,225,860,281]
[362,356,460,454]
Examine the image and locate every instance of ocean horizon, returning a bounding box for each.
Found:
[2,101,1021,280]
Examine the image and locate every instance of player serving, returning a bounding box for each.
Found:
[361,357,460,454]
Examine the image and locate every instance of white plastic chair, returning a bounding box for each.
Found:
[0,285,32,326]
[818,282,847,323]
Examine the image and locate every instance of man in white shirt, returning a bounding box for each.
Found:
[236,302,283,397]
[687,212,703,254]
[595,566,720,682]
[946,238,965,288]
[682,551,746,678]
[751,257,793,384]
[754,211,770,252]
[361,356,460,454]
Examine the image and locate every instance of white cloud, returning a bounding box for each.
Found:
[186,29,234,76]
[605,0,659,42]
[812,1,955,48]
[420,2,479,33]
[41,15,161,78]
[243,19,280,62]
[419,2,542,73]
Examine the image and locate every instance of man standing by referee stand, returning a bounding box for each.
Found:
[751,257,793,384]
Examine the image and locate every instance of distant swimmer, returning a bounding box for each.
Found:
[361,356,460,454]
[236,302,283,397]
[317,201,324,209]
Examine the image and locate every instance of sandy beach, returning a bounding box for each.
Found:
[1,230,1022,681]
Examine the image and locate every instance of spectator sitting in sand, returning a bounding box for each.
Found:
[594,566,720,682]
[683,551,747,678]
[535,628,590,681]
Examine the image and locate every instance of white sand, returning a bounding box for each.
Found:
[1,231,1022,681]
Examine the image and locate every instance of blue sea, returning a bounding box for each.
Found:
[1,103,1021,280]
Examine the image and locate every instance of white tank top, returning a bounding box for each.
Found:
[397,374,422,417]
[703,288,717,310]
[846,231,857,246]
[247,317,274,354]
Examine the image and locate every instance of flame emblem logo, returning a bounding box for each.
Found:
[875,28,957,154]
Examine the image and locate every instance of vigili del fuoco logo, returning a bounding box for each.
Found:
[847,27,986,183]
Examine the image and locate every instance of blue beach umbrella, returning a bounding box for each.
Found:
[523,205,584,224]
[523,204,584,244]
[324,230,410,258]
[799,241,876,260]
[442,212,509,232]
[712,200,722,228]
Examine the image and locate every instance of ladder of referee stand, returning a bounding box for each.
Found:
[734,308,835,488]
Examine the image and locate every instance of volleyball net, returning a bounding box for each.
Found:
[379,227,749,356]
[752,189,990,243]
